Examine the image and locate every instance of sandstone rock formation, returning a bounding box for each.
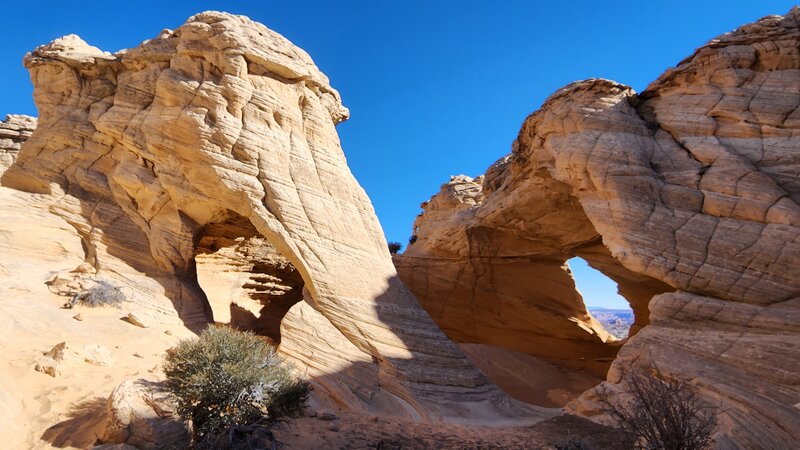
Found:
[0,114,36,174]
[397,7,800,448]
[0,182,202,449]
[100,379,189,449]
[33,342,115,377]
[195,216,305,342]
[1,10,546,427]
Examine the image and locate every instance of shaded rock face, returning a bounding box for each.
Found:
[0,114,36,175]
[2,11,546,423]
[397,7,800,448]
[195,212,305,342]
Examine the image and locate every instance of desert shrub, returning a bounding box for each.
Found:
[163,326,309,445]
[71,280,126,307]
[387,241,403,254]
[598,365,717,450]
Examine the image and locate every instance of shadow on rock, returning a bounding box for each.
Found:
[41,396,108,448]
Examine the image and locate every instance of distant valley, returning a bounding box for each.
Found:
[589,308,634,339]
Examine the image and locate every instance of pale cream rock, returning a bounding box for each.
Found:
[82,344,115,366]
[100,379,189,449]
[0,114,36,175]
[125,312,153,329]
[1,10,547,426]
[34,342,114,376]
[34,342,68,378]
[33,358,61,378]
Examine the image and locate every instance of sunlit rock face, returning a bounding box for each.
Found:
[0,114,36,175]
[2,11,548,424]
[397,7,800,448]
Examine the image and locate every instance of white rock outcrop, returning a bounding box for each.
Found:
[0,114,36,174]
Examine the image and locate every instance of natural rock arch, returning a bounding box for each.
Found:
[194,211,305,342]
[394,172,674,405]
[2,12,547,423]
[396,8,800,448]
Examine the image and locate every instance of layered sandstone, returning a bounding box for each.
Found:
[0,184,201,449]
[397,7,800,448]
[1,11,546,428]
[0,114,36,174]
[195,215,305,342]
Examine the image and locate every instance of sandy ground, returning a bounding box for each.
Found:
[0,188,196,449]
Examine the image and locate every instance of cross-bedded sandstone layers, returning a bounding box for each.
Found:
[0,114,36,174]
[195,215,305,342]
[397,7,800,447]
[2,12,546,423]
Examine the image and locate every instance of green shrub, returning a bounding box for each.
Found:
[163,326,309,444]
[387,241,403,254]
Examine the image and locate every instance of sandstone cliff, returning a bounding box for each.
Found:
[396,7,800,448]
[0,114,36,174]
[1,11,548,434]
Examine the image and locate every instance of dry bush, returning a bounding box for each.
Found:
[598,365,717,450]
[387,241,403,254]
[71,280,126,307]
[163,326,309,447]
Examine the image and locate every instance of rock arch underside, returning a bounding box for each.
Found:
[397,8,800,448]
[0,7,797,449]
[194,211,305,343]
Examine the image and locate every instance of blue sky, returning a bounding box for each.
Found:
[1,1,795,309]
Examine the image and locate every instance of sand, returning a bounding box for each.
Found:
[0,187,196,449]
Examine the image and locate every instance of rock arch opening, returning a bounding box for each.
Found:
[394,170,676,408]
[194,212,305,344]
[399,245,674,408]
[567,256,634,340]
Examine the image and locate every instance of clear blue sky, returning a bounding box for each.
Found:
[1,1,794,309]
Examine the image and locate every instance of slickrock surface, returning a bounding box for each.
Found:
[0,11,548,443]
[0,114,36,174]
[396,7,800,448]
[0,186,197,449]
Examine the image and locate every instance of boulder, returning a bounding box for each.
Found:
[82,344,115,366]
[100,379,189,450]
